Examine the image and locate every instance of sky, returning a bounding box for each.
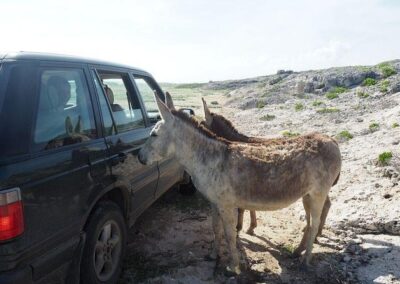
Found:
[1,0,400,82]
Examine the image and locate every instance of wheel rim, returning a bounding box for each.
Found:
[93,220,122,281]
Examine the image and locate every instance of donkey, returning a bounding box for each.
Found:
[199,98,337,240]
[139,94,341,274]
[164,93,258,235]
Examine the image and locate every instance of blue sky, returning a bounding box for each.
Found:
[2,0,400,82]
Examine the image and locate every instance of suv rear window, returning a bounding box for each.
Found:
[33,68,97,151]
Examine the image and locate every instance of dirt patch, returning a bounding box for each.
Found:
[119,188,350,284]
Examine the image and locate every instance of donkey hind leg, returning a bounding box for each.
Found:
[300,195,331,246]
[220,207,241,275]
[317,196,331,237]
[246,210,257,235]
[236,208,245,235]
[302,191,328,267]
[207,204,224,261]
[293,195,311,257]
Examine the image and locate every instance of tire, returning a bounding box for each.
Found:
[80,201,127,284]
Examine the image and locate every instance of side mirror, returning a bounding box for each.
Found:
[179,108,195,116]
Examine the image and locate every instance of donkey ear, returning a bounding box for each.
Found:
[65,116,73,135]
[202,98,213,126]
[155,93,173,121]
[164,91,176,111]
[74,115,82,133]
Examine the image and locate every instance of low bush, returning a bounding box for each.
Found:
[378,151,393,166]
[281,130,300,137]
[338,130,353,140]
[295,103,304,111]
[257,101,265,108]
[363,77,377,86]
[312,100,324,106]
[317,107,340,114]
[378,62,397,78]
[369,122,380,132]
[357,91,369,98]
[260,114,276,121]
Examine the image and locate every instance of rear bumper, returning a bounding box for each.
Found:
[0,266,32,284]
[0,234,82,284]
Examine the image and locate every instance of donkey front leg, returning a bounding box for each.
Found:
[236,208,244,235]
[208,204,224,261]
[220,207,241,275]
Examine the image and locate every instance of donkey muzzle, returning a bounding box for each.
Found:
[138,152,147,165]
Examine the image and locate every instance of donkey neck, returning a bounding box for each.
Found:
[172,119,228,177]
[211,118,251,143]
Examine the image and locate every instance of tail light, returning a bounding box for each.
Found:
[0,188,24,241]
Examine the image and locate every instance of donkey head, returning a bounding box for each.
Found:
[138,95,177,165]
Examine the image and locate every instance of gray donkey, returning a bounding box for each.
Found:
[139,94,341,274]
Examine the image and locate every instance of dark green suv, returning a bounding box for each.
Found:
[0,52,185,284]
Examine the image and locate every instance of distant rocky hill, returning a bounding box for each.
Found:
[202,60,400,110]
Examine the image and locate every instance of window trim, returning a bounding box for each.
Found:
[30,65,99,153]
[130,73,165,126]
[93,68,146,134]
[90,69,118,136]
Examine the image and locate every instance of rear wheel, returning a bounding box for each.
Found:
[81,201,127,284]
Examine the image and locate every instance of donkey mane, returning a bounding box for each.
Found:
[171,110,232,145]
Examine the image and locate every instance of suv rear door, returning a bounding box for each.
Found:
[0,60,108,278]
[90,67,159,223]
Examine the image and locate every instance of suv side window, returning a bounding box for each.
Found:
[132,75,161,123]
[33,68,97,151]
[97,71,145,133]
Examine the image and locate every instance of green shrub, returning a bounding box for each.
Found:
[380,80,390,93]
[392,122,399,128]
[369,122,380,132]
[257,101,265,108]
[281,130,300,137]
[332,87,348,94]
[357,91,369,98]
[295,103,304,111]
[326,87,348,99]
[312,100,324,106]
[378,62,397,78]
[338,130,353,140]
[317,107,340,114]
[260,114,276,121]
[326,92,339,99]
[363,77,377,86]
[378,151,393,166]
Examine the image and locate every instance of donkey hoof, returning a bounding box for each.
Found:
[291,248,303,258]
[299,262,309,272]
[246,229,255,235]
[224,265,241,277]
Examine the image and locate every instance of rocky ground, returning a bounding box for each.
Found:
[120,60,400,283]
